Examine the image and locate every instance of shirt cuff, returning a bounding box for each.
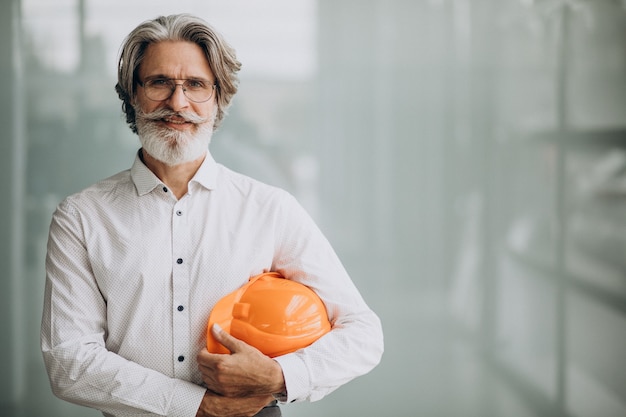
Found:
[273,353,310,403]
[168,380,206,417]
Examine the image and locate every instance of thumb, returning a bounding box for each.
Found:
[211,323,246,353]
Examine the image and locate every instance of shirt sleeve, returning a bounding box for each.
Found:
[271,193,384,403]
[40,199,206,417]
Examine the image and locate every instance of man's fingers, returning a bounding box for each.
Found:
[198,326,283,398]
[211,323,245,353]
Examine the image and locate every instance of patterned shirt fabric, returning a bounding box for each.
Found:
[41,151,384,417]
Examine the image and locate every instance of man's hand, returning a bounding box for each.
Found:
[195,390,272,417]
[197,324,286,398]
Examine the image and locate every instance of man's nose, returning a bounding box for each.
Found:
[166,83,190,111]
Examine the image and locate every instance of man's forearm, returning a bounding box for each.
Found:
[195,391,274,417]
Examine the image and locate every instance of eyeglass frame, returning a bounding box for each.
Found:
[136,77,217,103]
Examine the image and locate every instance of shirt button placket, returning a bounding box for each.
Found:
[171,200,190,379]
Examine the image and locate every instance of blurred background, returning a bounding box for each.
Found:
[1,0,626,416]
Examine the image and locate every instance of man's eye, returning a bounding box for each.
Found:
[186,80,206,89]
[148,79,170,87]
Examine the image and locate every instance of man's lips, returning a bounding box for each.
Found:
[162,117,190,124]
[159,117,194,129]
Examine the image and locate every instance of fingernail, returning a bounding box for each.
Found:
[213,323,223,333]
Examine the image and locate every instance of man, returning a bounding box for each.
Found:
[41,14,383,417]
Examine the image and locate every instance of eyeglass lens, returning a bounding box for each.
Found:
[143,79,215,103]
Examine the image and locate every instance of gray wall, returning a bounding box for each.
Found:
[0,0,26,414]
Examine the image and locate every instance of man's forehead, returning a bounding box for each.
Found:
[139,41,213,79]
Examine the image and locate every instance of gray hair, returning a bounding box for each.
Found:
[115,14,241,133]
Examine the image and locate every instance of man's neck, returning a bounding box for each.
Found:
[141,149,206,199]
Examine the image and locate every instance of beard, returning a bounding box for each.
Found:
[134,107,216,167]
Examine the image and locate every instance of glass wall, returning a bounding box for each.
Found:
[1,0,625,416]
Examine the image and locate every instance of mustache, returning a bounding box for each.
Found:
[136,108,209,124]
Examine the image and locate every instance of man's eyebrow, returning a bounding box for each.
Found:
[143,74,169,80]
[143,74,212,81]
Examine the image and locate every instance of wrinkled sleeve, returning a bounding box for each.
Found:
[40,199,206,416]
[271,193,384,403]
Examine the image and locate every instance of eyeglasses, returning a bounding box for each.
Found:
[137,77,217,103]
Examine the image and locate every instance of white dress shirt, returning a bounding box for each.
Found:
[41,151,384,417]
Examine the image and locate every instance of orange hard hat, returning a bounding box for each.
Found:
[206,272,331,357]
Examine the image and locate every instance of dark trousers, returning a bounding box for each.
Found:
[253,400,281,417]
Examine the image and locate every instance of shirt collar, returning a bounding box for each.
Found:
[190,151,218,191]
[130,149,218,196]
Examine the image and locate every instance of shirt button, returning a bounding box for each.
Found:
[177,305,184,312]
[163,186,168,192]
[176,210,183,216]
[176,258,183,264]
[178,355,185,362]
